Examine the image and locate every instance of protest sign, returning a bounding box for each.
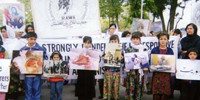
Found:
[0,59,11,92]
[150,54,175,73]
[176,59,200,80]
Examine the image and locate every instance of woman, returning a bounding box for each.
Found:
[181,23,200,58]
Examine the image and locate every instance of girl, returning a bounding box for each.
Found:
[124,32,148,100]
[179,48,200,100]
[49,51,68,100]
[103,34,121,100]
[75,36,96,100]
[151,32,174,100]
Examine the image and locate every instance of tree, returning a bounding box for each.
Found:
[99,0,124,25]
[18,0,33,25]
[126,0,149,24]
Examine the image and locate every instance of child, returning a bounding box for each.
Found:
[124,33,148,100]
[179,48,200,100]
[151,32,174,100]
[49,51,68,100]
[75,36,96,100]
[103,34,121,100]
[20,32,47,100]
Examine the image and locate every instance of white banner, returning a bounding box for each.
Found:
[3,36,178,79]
[176,59,200,80]
[31,0,101,38]
[0,59,11,92]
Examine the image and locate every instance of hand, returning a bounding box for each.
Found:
[181,51,187,55]
[9,64,13,68]
[102,57,104,60]
[124,69,130,72]
[65,74,68,78]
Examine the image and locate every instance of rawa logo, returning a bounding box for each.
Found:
[58,0,72,15]
[49,0,73,25]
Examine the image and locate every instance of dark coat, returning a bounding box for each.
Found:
[151,46,174,55]
[75,70,96,98]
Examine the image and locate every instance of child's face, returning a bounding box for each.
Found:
[84,40,91,49]
[188,52,197,60]
[131,38,140,45]
[53,54,60,61]
[110,39,119,43]
[26,37,36,47]
[159,35,168,47]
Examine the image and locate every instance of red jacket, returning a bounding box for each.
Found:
[49,77,64,82]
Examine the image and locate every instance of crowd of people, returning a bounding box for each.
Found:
[0,22,200,100]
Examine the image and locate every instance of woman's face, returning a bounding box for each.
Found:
[1,29,8,38]
[186,25,194,35]
[27,27,34,33]
[109,25,116,35]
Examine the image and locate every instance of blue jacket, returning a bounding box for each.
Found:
[151,46,174,55]
[20,43,48,60]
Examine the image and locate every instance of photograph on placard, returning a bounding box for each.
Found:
[131,18,151,35]
[0,3,25,30]
[104,43,122,67]
[69,48,100,70]
[176,59,200,80]
[43,60,69,77]
[124,51,149,70]
[150,54,175,73]
[12,50,43,74]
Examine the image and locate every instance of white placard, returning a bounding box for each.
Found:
[176,59,200,80]
[0,59,11,92]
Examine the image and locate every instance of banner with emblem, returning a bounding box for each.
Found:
[31,0,101,38]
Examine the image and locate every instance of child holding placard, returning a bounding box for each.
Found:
[49,51,68,100]
[103,34,122,100]
[75,36,96,100]
[179,48,200,100]
[124,32,149,100]
[151,32,174,100]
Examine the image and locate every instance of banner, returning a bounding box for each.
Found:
[31,0,101,38]
[3,36,178,79]
[0,59,11,92]
[69,48,100,70]
[150,54,175,73]
[176,59,200,80]
[0,3,25,31]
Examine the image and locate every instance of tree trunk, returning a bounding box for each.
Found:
[169,0,177,30]
[160,11,166,31]
[116,14,119,26]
